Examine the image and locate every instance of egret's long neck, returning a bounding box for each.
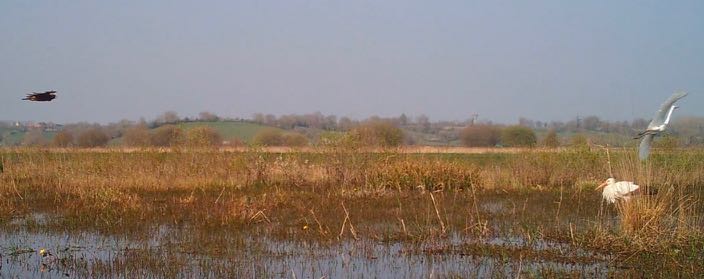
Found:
[664,106,677,125]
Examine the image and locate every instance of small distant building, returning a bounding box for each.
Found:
[26,122,44,129]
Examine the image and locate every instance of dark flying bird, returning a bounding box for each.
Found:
[22,91,57,102]
[635,92,687,161]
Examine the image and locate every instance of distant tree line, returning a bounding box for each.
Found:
[5,110,704,149]
[46,124,225,148]
[250,112,457,133]
[516,115,704,147]
[459,125,538,148]
[516,116,646,134]
[251,129,309,147]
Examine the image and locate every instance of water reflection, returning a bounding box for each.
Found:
[1,213,613,278]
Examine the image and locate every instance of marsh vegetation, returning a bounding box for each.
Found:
[0,147,702,277]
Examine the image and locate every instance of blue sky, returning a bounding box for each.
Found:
[1,1,702,124]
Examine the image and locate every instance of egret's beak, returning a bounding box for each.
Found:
[595,181,608,191]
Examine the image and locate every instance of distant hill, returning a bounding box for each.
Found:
[0,127,56,146]
[2,121,282,147]
[0,127,24,146]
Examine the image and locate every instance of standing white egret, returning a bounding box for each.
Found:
[595,178,640,204]
[636,92,687,160]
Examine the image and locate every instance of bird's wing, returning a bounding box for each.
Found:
[648,92,688,128]
[639,134,654,161]
[615,181,639,195]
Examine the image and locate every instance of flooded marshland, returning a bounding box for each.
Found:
[1,149,703,277]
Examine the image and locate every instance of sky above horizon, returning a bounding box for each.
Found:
[1,1,703,124]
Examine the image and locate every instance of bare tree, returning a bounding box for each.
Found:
[252,129,284,146]
[52,130,74,147]
[501,126,536,147]
[185,126,223,147]
[156,111,180,125]
[543,129,559,147]
[350,121,404,147]
[77,128,109,148]
[282,133,309,147]
[150,125,184,147]
[123,125,151,147]
[22,129,48,146]
[252,113,265,124]
[198,111,220,122]
[460,124,500,147]
[416,114,431,133]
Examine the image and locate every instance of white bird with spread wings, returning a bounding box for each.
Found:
[635,92,687,161]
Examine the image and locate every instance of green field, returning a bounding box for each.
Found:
[0,128,56,146]
[0,128,24,146]
[4,121,281,147]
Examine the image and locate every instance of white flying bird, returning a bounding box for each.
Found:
[636,92,687,160]
[595,178,640,204]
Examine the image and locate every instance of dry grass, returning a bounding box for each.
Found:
[0,147,703,276]
[0,145,546,154]
[601,148,704,250]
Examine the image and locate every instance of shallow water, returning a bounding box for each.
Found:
[0,213,615,278]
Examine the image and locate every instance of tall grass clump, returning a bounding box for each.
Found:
[316,134,375,189]
[595,148,704,251]
[366,159,482,192]
[480,149,604,189]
